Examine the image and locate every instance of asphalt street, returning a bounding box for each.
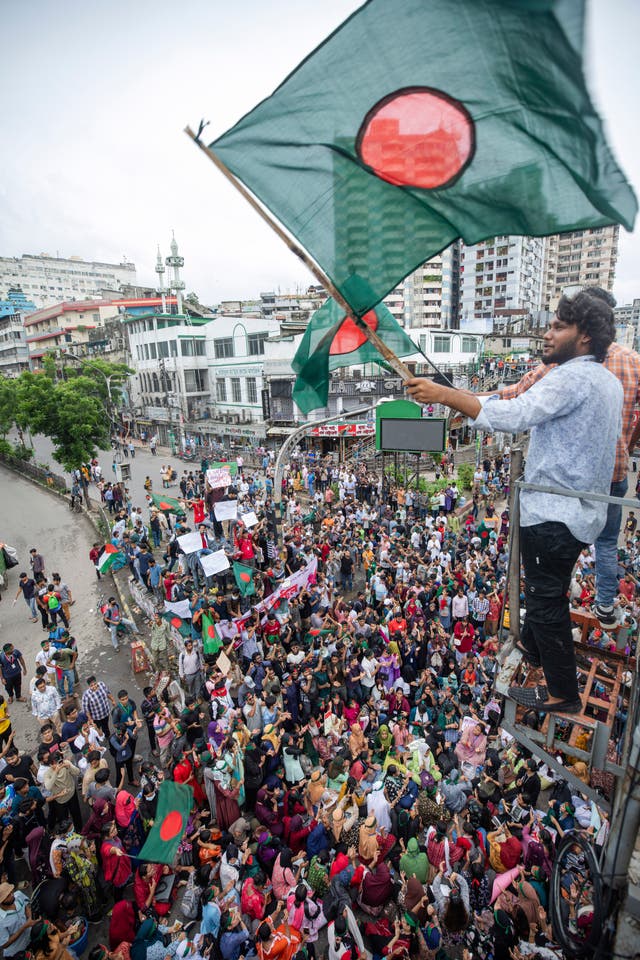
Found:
[0,465,150,757]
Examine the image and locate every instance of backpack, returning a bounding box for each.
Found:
[47,593,61,611]
[180,872,201,920]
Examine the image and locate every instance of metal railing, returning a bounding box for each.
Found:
[0,450,67,493]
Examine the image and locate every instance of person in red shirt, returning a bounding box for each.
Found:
[190,497,206,526]
[453,617,475,657]
[618,573,636,602]
[388,612,407,636]
[262,612,281,647]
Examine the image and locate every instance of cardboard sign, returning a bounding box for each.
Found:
[177,531,204,555]
[214,500,238,521]
[207,467,232,489]
[240,510,258,528]
[200,549,230,577]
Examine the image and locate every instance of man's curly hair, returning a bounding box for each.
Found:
[556,288,616,362]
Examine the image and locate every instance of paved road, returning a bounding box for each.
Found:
[0,465,149,756]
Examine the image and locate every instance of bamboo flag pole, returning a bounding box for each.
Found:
[185,125,414,381]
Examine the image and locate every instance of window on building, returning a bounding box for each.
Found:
[231,377,242,402]
[433,335,450,353]
[246,377,258,404]
[170,340,178,357]
[248,333,267,356]
[461,336,476,353]
[184,369,208,392]
[216,379,227,402]
[180,338,205,356]
[158,341,169,358]
[143,344,149,359]
[149,342,157,359]
[214,337,234,359]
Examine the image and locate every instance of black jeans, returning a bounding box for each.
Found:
[520,521,585,701]
[3,675,22,699]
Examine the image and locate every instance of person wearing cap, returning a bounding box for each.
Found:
[0,882,35,957]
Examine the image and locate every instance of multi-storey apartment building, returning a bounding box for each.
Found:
[459,235,544,326]
[0,253,136,309]
[541,225,619,311]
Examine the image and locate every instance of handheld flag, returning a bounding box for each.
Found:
[162,611,191,638]
[139,781,193,865]
[476,522,490,547]
[292,298,416,413]
[201,610,223,655]
[210,0,636,318]
[233,561,256,597]
[97,543,125,574]
[150,492,184,515]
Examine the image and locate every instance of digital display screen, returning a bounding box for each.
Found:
[379,417,446,452]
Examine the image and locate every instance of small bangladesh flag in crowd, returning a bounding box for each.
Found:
[292,299,415,413]
[150,492,183,515]
[162,612,191,638]
[211,0,636,318]
[233,561,255,597]
[201,610,223,656]
[139,781,193,865]
[97,543,125,574]
[476,522,490,546]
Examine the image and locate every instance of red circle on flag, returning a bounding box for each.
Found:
[159,810,183,841]
[240,572,251,583]
[330,309,378,356]
[356,87,475,189]
[207,624,216,638]
[171,617,182,628]
[159,501,172,510]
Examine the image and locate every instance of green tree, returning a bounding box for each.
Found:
[0,378,16,436]
[49,378,111,471]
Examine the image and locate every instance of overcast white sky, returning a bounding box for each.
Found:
[0,0,638,305]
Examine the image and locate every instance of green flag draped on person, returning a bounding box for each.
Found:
[201,610,222,655]
[97,544,125,574]
[233,561,256,597]
[292,298,416,413]
[209,0,636,318]
[139,781,193,865]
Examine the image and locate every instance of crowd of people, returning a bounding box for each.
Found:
[1,289,636,960]
[1,438,631,960]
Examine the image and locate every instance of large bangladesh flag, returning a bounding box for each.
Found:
[211,0,636,317]
[201,611,223,656]
[233,561,256,597]
[150,492,184,515]
[139,781,193,865]
[293,298,416,413]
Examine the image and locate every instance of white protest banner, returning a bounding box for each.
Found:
[244,556,318,624]
[214,500,238,521]
[207,467,232,489]
[177,531,204,555]
[240,510,258,528]
[164,599,192,620]
[200,549,230,577]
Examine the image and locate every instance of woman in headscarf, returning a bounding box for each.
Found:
[256,910,302,960]
[306,770,326,815]
[454,721,487,771]
[326,757,347,793]
[348,722,367,760]
[358,852,394,917]
[130,918,180,960]
[109,899,138,951]
[272,847,301,901]
[101,821,133,901]
[431,868,470,960]
[115,789,145,856]
[212,758,241,829]
[28,920,75,960]
[134,862,175,919]
[376,724,393,759]
[329,806,359,852]
[241,868,268,932]
[82,796,114,846]
[173,748,206,807]
[399,837,428,884]
[366,779,391,833]
[286,884,326,957]
[256,786,284,837]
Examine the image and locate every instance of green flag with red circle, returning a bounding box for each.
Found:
[162,611,191,638]
[210,0,636,321]
[201,610,223,655]
[139,780,193,865]
[292,298,416,413]
[150,492,184,515]
[233,561,256,597]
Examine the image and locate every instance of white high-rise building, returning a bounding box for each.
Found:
[0,253,137,309]
[541,225,619,312]
[385,242,460,329]
[459,235,545,327]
